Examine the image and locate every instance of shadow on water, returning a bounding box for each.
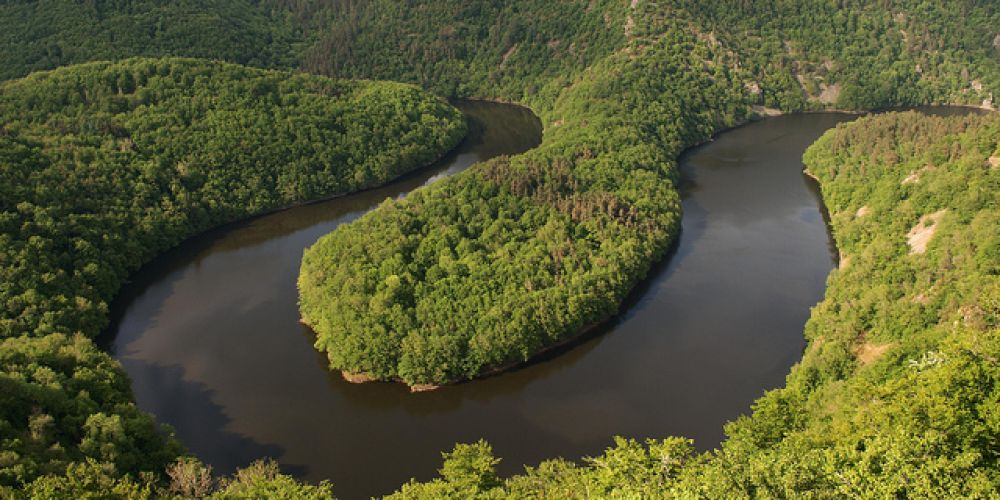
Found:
[101,100,546,497]
[802,173,842,264]
[124,359,308,477]
[100,105,985,499]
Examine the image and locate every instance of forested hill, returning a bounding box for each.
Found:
[297,0,998,387]
[1,0,998,497]
[389,110,1000,499]
[298,0,1000,110]
[0,57,464,494]
[6,1,999,110]
[0,0,307,81]
[298,7,751,388]
[296,0,999,495]
[0,57,465,341]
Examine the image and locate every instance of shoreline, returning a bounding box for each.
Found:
[167,115,470,234]
[324,102,981,393]
[99,104,473,344]
[332,320,606,392]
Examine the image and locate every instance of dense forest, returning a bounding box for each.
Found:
[0,0,365,81]
[388,110,1000,498]
[7,1,997,110]
[295,0,1000,110]
[297,0,999,388]
[0,57,464,493]
[1,0,998,497]
[298,9,752,387]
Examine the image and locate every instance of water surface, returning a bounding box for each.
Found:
[104,105,974,499]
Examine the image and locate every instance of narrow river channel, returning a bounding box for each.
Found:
[101,102,975,499]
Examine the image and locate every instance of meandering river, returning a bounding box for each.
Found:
[101,101,977,499]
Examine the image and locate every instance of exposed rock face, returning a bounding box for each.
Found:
[839,254,851,270]
[902,164,935,185]
[907,209,947,255]
[751,105,782,116]
[817,83,841,104]
[855,341,894,365]
[342,371,376,383]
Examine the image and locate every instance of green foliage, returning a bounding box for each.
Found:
[437,441,501,493]
[389,440,501,499]
[299,0,630,105]
[12,0,996,110]
[18,459,156,499]
[0,57,465,342]
[676,112,1000,497]
[390,436,699,499]
[7,457,335,499]
[299,12,752,386]
[0,333,181,491]
[300,0,1000,111]
[393,111,999,498]
[672,0,1000,110]
[298,0,998,388]
[0,56,464,490]
[0,0,305,81]
[211,459,335,499]
[3,0,999,496]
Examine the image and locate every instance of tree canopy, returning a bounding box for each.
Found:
[0,56,464,491]
[297,0,999,389]
[389,110,1000,499]
[1,0,998,496]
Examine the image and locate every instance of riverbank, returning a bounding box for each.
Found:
[106,107,853,499]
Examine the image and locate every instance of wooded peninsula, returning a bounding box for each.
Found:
[1,0,997,497]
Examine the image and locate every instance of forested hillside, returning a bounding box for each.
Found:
[0,0,998,497]
[298,0,999,388]
[389,110,1000,498]
[6,0,998,109]
[0,0,308,81]
[298,7,752,387]
[0,57,464,493]
[674,0,1000,110]
[297,0,1000,110]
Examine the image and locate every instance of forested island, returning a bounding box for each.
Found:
[1,0,998,497]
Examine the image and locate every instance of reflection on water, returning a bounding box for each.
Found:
[101,105,982,499]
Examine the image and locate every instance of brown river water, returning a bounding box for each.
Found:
[101,102,978,499]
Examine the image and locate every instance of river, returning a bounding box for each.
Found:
[101,102,976,499]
